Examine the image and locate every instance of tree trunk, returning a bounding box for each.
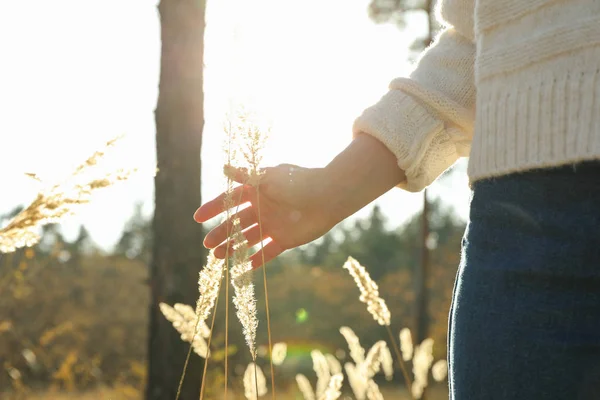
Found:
[414,4,434,399]
[415,190,430,344]
[146,1,207,399]
[414,0,436,341]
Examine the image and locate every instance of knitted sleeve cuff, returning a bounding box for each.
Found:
[352,89,460,192]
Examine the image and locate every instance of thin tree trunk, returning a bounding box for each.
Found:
[415,190,430,344]
[146,1,207,399]
[413,0,435,343]
[414,3,434,398]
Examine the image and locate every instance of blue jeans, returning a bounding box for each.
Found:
[449,162,600,399]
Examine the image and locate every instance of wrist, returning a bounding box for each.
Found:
[317,134,407,223]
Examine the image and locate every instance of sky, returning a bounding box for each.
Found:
[0,0,471,250]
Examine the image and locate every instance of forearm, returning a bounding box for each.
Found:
[321,133,406,224]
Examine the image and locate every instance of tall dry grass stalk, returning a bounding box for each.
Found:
[295,374,315,400]
[311,350,331,399]
[342,257,390,326]
[195,252,225,324]
[195,251,225,400]
[271,342,287,366]
[411,338,434,399]
[366,380,385,400]
[361,341,386,380]
[325,354,342,375]
[319,374,343,400]
[399,328,414,361]
[339,333,393,400]
[342,257,414,399]
[243,362,267,399]
[339,326,365,365]
[225,107,276,399]
[230,219,258,360]
[296,350,344,400]
[160,251,225,400]
[158,303,210,358]
[344,362,365,400]
[380,342,394,381]
[431,359,448,382]
[394,327,447,400]
[0,136,136,253]
[222,118,237,399]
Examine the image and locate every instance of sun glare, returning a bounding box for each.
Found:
[0,0,469,248]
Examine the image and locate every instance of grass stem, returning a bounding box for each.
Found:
[256,187,276,399]
[254,360,259,400]
[386,325,415,400]
[199,280,223,400]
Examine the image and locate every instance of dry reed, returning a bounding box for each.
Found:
[229,220,258,359]
[195,252,225,325]
[342,257,414,399]
[399,328,414,361]
[0,136,136,253]
[366,379,385,400]
[243,362,267,399]
[342,257,390,326]
[339,326,365,365]
[295,374,315,400]
[271,342,287,366]
[325,354,342,375]
[431,359,448,382]
[158,303,210,358]
[411,338,434,399]
[311,350,331,399]
[319,373,343,400]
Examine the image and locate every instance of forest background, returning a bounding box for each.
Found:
[0,0,471,398]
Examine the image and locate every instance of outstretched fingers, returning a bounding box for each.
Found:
[204,207,258,249]
[213,225,269,258]
[193,185,252,223]
[250,240,284,269]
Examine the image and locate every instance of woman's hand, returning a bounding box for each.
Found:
[194,134,407,269]
[194,164,341,269]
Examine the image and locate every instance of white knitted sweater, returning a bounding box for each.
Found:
[354,0,600,191]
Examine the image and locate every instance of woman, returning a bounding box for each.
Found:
[195,0,600,398]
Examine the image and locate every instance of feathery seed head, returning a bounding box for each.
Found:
[366,380,384,400]
[230,216,258,359]
[272,342,287,366]
[159,303,210,358]
[223,106,269,187]
[243,362,267,399]
[172,303,211,338]
[342,257,391,326]
[379,342,394,381]
[325,354,342,375]
[361,341,386,379]
[195,251,225,324]
[432,359,448,382]
[0,136,135,253]
[311,350,331,399]
[399,327,414,361]
[412,338,435,399]
[339,326,365,365]
[319,373,343,400]
[344,362,367,400]
[295,374,315,400]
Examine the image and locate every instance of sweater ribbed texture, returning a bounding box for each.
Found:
[353,0,600,191]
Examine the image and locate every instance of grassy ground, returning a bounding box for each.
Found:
[6,385,449,400]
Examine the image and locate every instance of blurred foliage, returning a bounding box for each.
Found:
[0,200,464,397]
[0,224,148,397]
[368,0,441,57]
[368,0,429,27]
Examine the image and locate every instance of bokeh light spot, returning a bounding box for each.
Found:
[295,308,308,324]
